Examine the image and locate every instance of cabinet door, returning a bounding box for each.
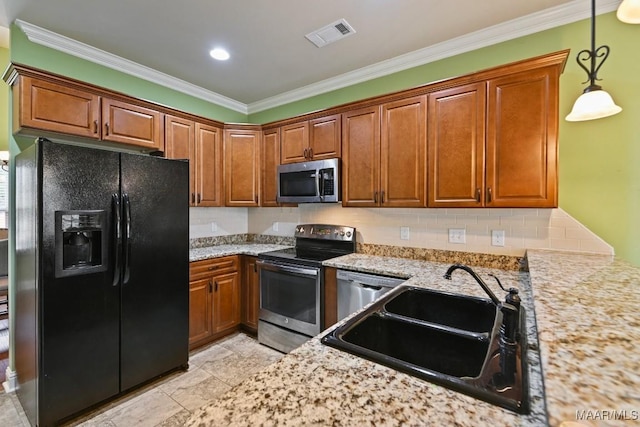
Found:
[196,124,223,207]
[213,272,240,333]
[261,128,281,207]
[428,84,486,207]
[486,67,559,208]
[224,128,260,207]
[165,115,196,205]
[342,106,381,207]
[280,121,309,164]
[381,96,427,207]
[241,256,259,331]
[309,114,341,160]
[16,76,100,139]
[189,277,213,347]
[102,98,164,151]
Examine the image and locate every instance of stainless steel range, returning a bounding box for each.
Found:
[257,224,356,353]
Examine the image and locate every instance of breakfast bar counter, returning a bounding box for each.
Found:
[185,250,640,426]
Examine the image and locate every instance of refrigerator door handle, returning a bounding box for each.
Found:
[112,194,122,286]
[123,193,132,284]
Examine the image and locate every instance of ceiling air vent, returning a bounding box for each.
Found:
[305,18,356,48]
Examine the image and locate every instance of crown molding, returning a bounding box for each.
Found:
[15,19,248,114]
[14,0,621,116]
[247,0,620,113]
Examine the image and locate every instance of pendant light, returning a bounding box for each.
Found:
[566,0,622,121]
[617,0,640,24]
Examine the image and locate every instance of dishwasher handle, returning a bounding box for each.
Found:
[356,283,383,291]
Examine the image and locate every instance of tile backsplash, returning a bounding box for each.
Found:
[191,205,613,257]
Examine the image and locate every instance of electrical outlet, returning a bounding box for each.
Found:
[400,226,410,240]
[491,230,505,247]
[448,228,466,244]
[272,222,279,232]
[211,222,217,232]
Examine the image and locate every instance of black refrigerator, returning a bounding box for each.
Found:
[15,138,189,426]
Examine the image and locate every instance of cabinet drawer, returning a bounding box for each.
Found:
[190,256,239,280]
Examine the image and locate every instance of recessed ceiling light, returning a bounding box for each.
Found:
[209,48,230,61]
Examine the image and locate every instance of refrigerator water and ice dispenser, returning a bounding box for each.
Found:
[55,210,108,278]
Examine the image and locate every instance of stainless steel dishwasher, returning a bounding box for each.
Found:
[337,269,405,322]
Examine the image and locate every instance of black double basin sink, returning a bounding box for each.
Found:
[321,285,529,413]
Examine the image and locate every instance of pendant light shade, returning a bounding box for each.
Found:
[617,0,640,24]
[566,0,622,122]
[566,87,622,121]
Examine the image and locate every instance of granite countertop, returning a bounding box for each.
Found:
[189,244,292,262]
[185,249,640,426]
[525,250,640,426]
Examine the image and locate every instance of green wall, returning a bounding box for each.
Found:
[6,13,640,266]
[249,12,640,267]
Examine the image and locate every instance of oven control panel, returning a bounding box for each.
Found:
[294,224,356,242]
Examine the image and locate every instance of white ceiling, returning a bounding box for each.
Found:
[0,0,623,114]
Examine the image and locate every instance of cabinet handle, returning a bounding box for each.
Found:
[214,281,218,292]
[105,123,109,136]
[486,187,493,203]
[191,193,195,204]
[475,188,481,203]
[208,265,219,271]
[381,190,385,204]
[208,280,213,293]
[303,148,308,159]
[93,120,99,134]
[253,263,257,273]
[374,191,378,203]
[255,195,258,204]
[197,193,201,204]
[308,147,313,158]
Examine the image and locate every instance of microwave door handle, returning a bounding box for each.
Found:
[315,169,322,201]
[318,170,324,201]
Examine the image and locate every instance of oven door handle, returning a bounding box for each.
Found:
[257,260,319,277]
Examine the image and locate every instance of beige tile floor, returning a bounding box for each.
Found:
[0,332,284,427]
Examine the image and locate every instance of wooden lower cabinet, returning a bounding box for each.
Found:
[241,256,260,333]
[189,256,240,350]
[324,267,338,330]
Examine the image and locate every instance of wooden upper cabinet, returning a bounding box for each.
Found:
[428,83,486,207]
[101,98,164,151]
[381,96,427,208]
[280,121,309,164]
[309,114,341,160]
[165,115,196,203]
[342,106,380,207]
[10,71,165,152]
[261,128,281,207]
[14,76,101,139]
[224,127,261,207]
[280,114,341,164]
[196,124,224,207]
[342,98,426,208]
[166,117,223,207]
[486,66,559,208]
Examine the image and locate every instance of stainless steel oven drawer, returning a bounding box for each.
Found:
[258,320,310,353]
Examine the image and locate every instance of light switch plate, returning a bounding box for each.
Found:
[448,228,466,244]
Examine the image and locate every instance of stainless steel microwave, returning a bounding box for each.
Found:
[277,158,340,203]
